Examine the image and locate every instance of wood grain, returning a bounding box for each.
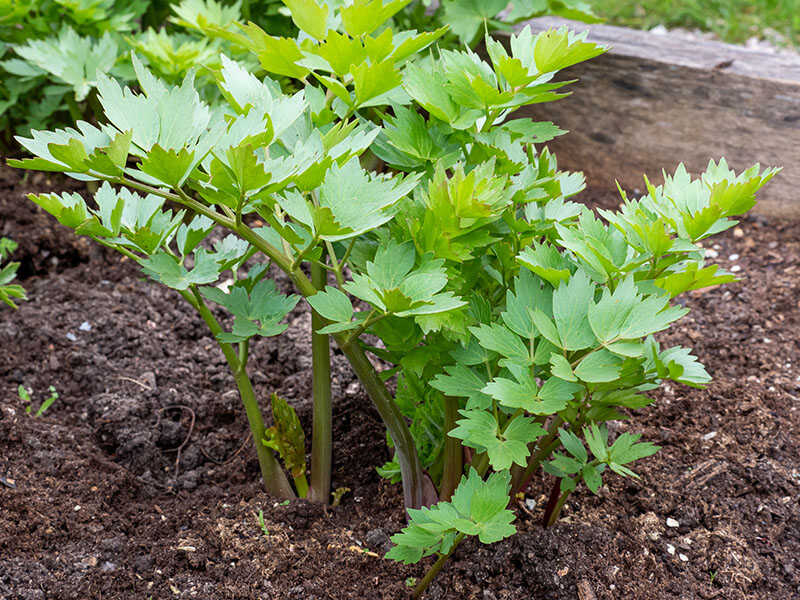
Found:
[501,17,800,218]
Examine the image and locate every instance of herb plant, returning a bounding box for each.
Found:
[9,0,777,595]
[0,237,25,308]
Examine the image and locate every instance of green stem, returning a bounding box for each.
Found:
[309,262,332,504]
[294,471,310,499]
[65,94,82,123]
[337,339,424,509]
[544,484,573,528]
[413,533,466,599]
[182,287,294,499]
[438,395,462,502]
[235,224,423,509]
[511,416,563,494]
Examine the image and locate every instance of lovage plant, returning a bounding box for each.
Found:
[10,0,776,595]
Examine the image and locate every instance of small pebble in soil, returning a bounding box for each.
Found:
[79,321,91,331]
[730,265,742,273]
[66,332,77,342]
[679,553,689,562]
[728,253,740,261]
[667,544,676,555]
[364,528,392,555]
[666,517,679,528]
[705,249,719,258]
[525,498,536,511]
[702,431,717,441]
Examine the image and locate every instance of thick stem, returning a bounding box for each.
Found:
[337,340,424,509]
[541,478,562,527]
[413,533,466,599]
[511,416,563,494]
[294,472,310,499]
[232,356,296,499]
[438,395,462,501]
[182,288,294,499]
[544,484,573,528]
[309,262,332,504]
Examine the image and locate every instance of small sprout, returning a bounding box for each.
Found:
[331,487,350,507]
[256,510,269,539]
[18,385,31,404]
[20,384,58,417]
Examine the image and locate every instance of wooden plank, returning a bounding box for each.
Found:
[504,17,800,218]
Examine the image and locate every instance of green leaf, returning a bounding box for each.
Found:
[469,323,530,364]
[533,27,606,74]
[552,270,596,351]
[283,0,329,39]
[140,144,196,187]
[517,242,571,287]
[341,0,412,37]
[351,60,402,107]
[307,285,354,323]
[140,250,220,291]
[549,353,576,382]
[200,279,300,342]
[559,428,587,463]
[441,0,508,43]
[387,468,516,564]
[450,410,543,470]
[574,349,622,383]
[431,364,492,410]
[582,464,602,494]
[311,158,420,241]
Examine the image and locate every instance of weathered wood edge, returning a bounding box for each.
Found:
[498,18,800,219]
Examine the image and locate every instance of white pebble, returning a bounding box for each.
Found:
[730,265,742,273]
[667,544,675,555]
[79,321,91,332]
[679,553,689,562]
[525,498,536,511]
[666,517,680,528]
[763,338,771,343]
[704,249,719,259]
[702,431,717,441]
[74,505,81,511]
[66,332,77,342]
[728,253,740,261]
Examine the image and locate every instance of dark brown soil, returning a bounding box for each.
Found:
[1,164,798,600]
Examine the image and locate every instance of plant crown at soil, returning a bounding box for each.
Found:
[9,0,777,594]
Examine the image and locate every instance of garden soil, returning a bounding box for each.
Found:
[1,165,798,600]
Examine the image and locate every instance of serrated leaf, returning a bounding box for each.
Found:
[469,323,530,364]
[552,270,596,350]
[307,285,354,323]
[283,0,329,39]
[574,349,622,383]
[341,0,411,37]
[140,249,220,290]
[431,364,492,410]
[559,428,587,463]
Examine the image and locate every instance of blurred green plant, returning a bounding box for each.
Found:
[0,238,25,308]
